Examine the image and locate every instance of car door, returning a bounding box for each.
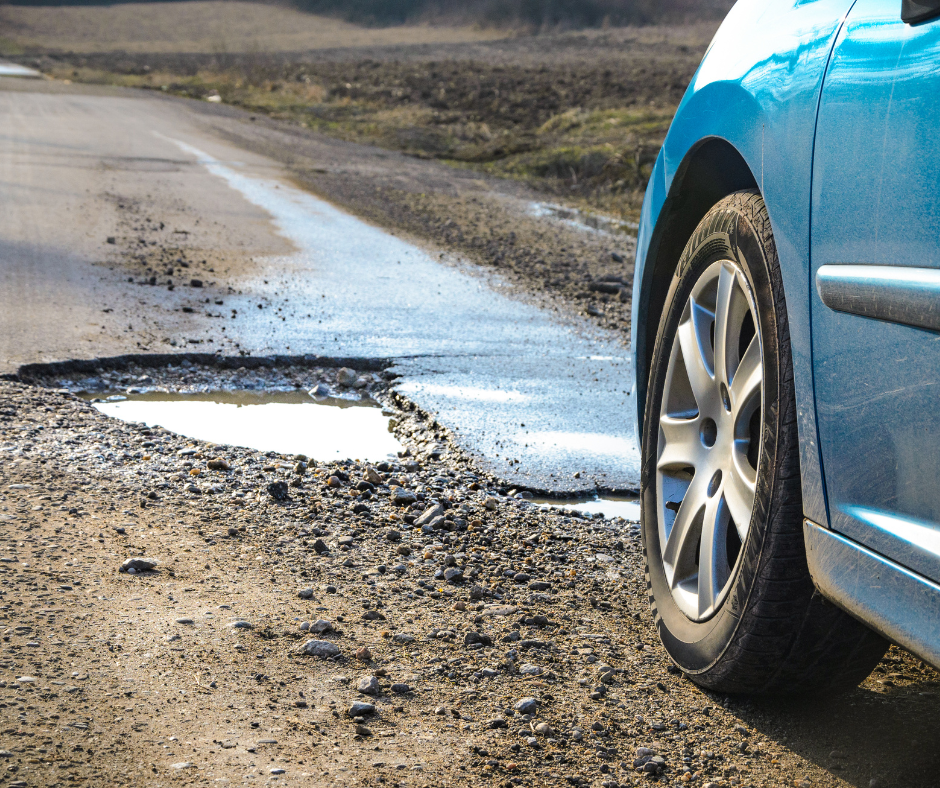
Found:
[811,0,940,582]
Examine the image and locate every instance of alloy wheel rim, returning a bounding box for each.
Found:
[656,259,763,622]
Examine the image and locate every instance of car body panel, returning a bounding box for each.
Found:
[631,0,858,526]
[810,0,940,584]
[805,518,940,668]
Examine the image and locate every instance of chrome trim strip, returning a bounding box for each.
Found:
[804,519,940,670]
[816,264,940,332]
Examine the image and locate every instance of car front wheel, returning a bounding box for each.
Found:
[641,190,887,694]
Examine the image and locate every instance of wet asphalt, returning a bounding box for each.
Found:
[0,80,639,493]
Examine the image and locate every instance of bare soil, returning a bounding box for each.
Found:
[0,1,506,56]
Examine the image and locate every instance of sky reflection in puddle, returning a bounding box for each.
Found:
[531,494,641,521]
[88,391,402,461]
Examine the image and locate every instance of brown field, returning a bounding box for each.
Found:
[0,0,508,55]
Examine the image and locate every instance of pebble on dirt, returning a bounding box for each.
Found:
[297,640,341,658]
[119,557,157,573]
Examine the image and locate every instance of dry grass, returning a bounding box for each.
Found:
[0,1,507,55]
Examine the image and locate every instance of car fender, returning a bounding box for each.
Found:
[632,0,859,526]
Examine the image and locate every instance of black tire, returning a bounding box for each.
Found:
[641,190,888,694]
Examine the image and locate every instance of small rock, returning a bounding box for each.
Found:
[392,489,417,506]
[533,722,553,736]
[297,588,314,599]
[444,567,464,583]
[514,697,538,715]
[309,382,330,399]
[570,727,583,742]
[171,762,194,769]
[362,610,386,621]
[364,466,383,485]
[396,544,411,557]
[528,581,551,591]
[464,631,492,647]
[486,718,508,729]
[313,539,329,555]
[415,504,444,526]
[348,701,375,717]
[267,481,290,501]
[356,675,381,696]
[391,683,410,694]
[484,497,498,511]
[385,529,401,542]
[354,646,372,662]
[309,619,333,634]
[120,557,157,573]
[227,620,252,629]
[354,724,372,737]
[337,367,358,386]
[519,663,543,676]
[297,640,340,658]
[189,279,203,288]
[175,618,194,625]
[207,457,230,471]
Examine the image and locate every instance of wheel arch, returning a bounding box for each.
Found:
[635,137,759,438]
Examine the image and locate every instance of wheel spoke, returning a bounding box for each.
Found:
[697,493,729,618]
[662,472,708,581]
[657,415,700,472]
[712,264,737,389]
[654,258,763,622]
[677,311,714,413]
[730,335,762,414]
[724,463,755,540]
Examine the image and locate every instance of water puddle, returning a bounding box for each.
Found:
[0,61,42,79]
[532,494,641,521]
[86,391,403,461]
[529,202,639,237]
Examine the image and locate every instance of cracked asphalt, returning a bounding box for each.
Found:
[0,77,637,494]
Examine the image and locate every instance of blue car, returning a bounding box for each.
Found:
[631,0,940,692]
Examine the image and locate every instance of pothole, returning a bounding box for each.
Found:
[84,390,403,462]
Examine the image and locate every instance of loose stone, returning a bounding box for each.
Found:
[298,640,341,658]
[120,557,157,573]
[348,702,375,717]
[356,675,381,696]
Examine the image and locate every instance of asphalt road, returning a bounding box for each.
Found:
[0,76,638,493]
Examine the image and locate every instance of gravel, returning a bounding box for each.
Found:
[0,371,931,787]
